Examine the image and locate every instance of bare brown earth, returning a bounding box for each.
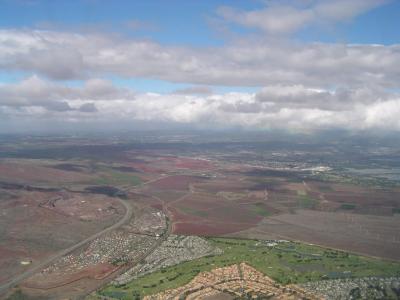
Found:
[0,161,93,184]
[15,267,121,300]
[0,189,123,287]
[228,209,400,261]
[6,201,165,300]
[23,262,119,290]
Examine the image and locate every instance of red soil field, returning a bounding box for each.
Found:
[174,195,226,211]
[172,157,214,170]
[168,206,206,223]
[23,262,118,290]
[151,203,163,210]
[169,193,264,236]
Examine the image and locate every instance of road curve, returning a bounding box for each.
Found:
[0,197,132,294]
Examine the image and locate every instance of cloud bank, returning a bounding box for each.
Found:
[1,29,399,88]
[1,76,399,132]
[0,0,399,133]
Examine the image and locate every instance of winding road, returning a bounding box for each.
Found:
[0,197,133,294]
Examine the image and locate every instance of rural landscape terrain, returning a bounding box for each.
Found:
[2,0,400,299]
[0,132,399,299]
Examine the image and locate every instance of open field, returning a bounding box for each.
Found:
[0,160,93,185]
[228,209,400,261]
[0,188,124,288]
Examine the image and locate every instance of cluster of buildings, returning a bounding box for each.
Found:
[126,210,166,236]
[144,262,321,300]
[301,276,400,300]
[113,234,222,285]
[41,208,167,276]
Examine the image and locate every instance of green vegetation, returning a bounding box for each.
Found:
[218,191,247,201]
[340,203,356,210]
[313,171,400,188]
[97,238,400,299]
[296,189,307,196]
[393,208,400,214]
[94,170,142,186]
[6,290,42,300]
[297,194,318,209]
[250,202,271,217]
[316,184,334,192]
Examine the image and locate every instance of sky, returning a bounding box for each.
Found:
[0,0,400,133]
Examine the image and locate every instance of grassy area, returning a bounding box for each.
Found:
[94,170,142,186]
[340,203,356,210]
[296,189,318,209]
[315,184,334,192]
[393,208,400,214]
[297,189,307,196]
[250,202,271,216]
[297,194,318,209]
[97,237,400,299]
[7,290,28,300]
[313,172,400,188]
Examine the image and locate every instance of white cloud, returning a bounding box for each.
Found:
[1,29,399,89]
[2,77,399,131]
[255,85,390,111]
[0,0,399,134]
[0,75,134,111]
[217,0,387,34]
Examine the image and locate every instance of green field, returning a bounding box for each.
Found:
[297,194,318,209]
[340,203,356,210]
[296,189,318,209]
[96,237,400,299]
[250,202,271,216]
[94,170,142,186]
[392,208,400,214]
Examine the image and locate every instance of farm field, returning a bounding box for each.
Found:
[228,210,400,260]
[140,164,400,260]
